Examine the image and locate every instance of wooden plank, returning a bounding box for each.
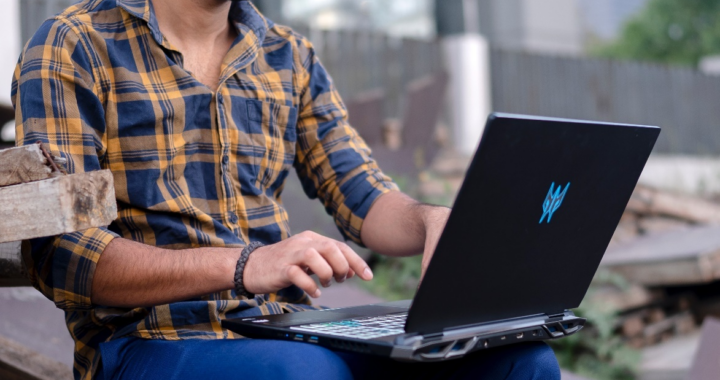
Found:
[601,225,720,285]
[0,170,117,244]
[603,225,720,263]
[0,335,72,380]
[0,144,55,187]
[637,216,689,235]
[631,185,720,224]
[650,190,720,224]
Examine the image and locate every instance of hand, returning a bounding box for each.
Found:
[420,207,451,281]
[242,231,373,298]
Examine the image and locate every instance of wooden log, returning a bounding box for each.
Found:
[650,191,720,224]
[638,216,689,235]
[634,185,720,224]
[647,308,666,324]
[622,315,645,338]
[625,186,653,214]
[0,335,72,380]
[643,312,694,341]
[0,144,55,187]
[601,225,720,286]
[587,283,653,312]
[0,170,117,244]
[609,221,639,246]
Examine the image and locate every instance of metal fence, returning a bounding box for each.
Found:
[20,0,76,45]
[21,1,719,155]
[490,48,720,156]
[291,25,444,118]
[19,0,444,119]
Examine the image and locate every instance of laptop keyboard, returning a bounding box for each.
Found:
[289,312,407,340]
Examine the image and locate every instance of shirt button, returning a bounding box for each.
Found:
[222,155,229,165]
[217,95,224,105]
[229,214,238,223]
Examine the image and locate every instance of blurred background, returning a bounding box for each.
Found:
[2,1,720,379]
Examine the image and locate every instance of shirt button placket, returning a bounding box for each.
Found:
[218,94,226,173]
[217,92,234,226]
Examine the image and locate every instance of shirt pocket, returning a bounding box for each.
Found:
[245,99,298,190]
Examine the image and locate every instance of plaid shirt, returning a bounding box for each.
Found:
[12,1,397,378]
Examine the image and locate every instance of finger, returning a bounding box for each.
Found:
[296,248,334,288]
[347,268,355,279]
[335,241,373,281]
[313,240,350,283]
[286,265,321,298]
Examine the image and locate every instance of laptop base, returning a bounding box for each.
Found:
[222,301,585,362]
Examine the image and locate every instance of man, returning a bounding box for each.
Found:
[13,0,560,379]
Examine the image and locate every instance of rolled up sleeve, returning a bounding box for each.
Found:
[12,19,118,310]
[292,35,398,245]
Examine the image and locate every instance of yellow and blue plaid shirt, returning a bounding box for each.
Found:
[12,1,397,378]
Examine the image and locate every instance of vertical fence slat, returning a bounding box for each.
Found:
[490,47,720,155]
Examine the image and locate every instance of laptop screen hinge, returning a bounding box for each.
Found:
[421,332,444,341]
[546,312,566,322]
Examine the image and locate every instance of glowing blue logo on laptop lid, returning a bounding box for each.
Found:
[539,182,570,224]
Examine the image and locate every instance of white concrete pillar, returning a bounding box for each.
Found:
[0,0,21,143]
[441,33,492,155]
[0,0,21,107]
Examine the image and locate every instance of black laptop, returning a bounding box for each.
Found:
[223,113,660,362]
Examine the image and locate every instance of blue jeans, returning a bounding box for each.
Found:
[98,337,560,379]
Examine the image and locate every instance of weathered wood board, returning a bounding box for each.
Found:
[0,144,57,187]
[628,186,720,224]
[601,225,720,286]
[0,335,72,380]
[0,170,117,244]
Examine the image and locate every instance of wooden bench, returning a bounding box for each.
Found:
[0,143,117,380]
[601,224,720,286]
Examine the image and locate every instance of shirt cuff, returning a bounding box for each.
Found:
[51,227,119,310]
[334,171,399,246]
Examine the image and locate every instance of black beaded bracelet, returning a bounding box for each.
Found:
[234,241,264,299]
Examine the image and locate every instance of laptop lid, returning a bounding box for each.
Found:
[405,113,660,334]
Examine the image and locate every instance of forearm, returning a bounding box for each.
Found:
[92,238,239,308]
[361,191,450,257]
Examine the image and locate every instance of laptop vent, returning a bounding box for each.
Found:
[327,339,371,354]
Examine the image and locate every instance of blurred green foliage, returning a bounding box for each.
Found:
[595,0,720,66]
[362,254,422,301]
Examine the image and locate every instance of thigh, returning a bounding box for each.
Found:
[336,341,560,380]
[99,337,353,380]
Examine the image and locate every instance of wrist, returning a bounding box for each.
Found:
[233,242,265,298]
[221,248,243,291]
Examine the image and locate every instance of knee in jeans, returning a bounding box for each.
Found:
[273,342,352,379]
[515,343,560,379]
